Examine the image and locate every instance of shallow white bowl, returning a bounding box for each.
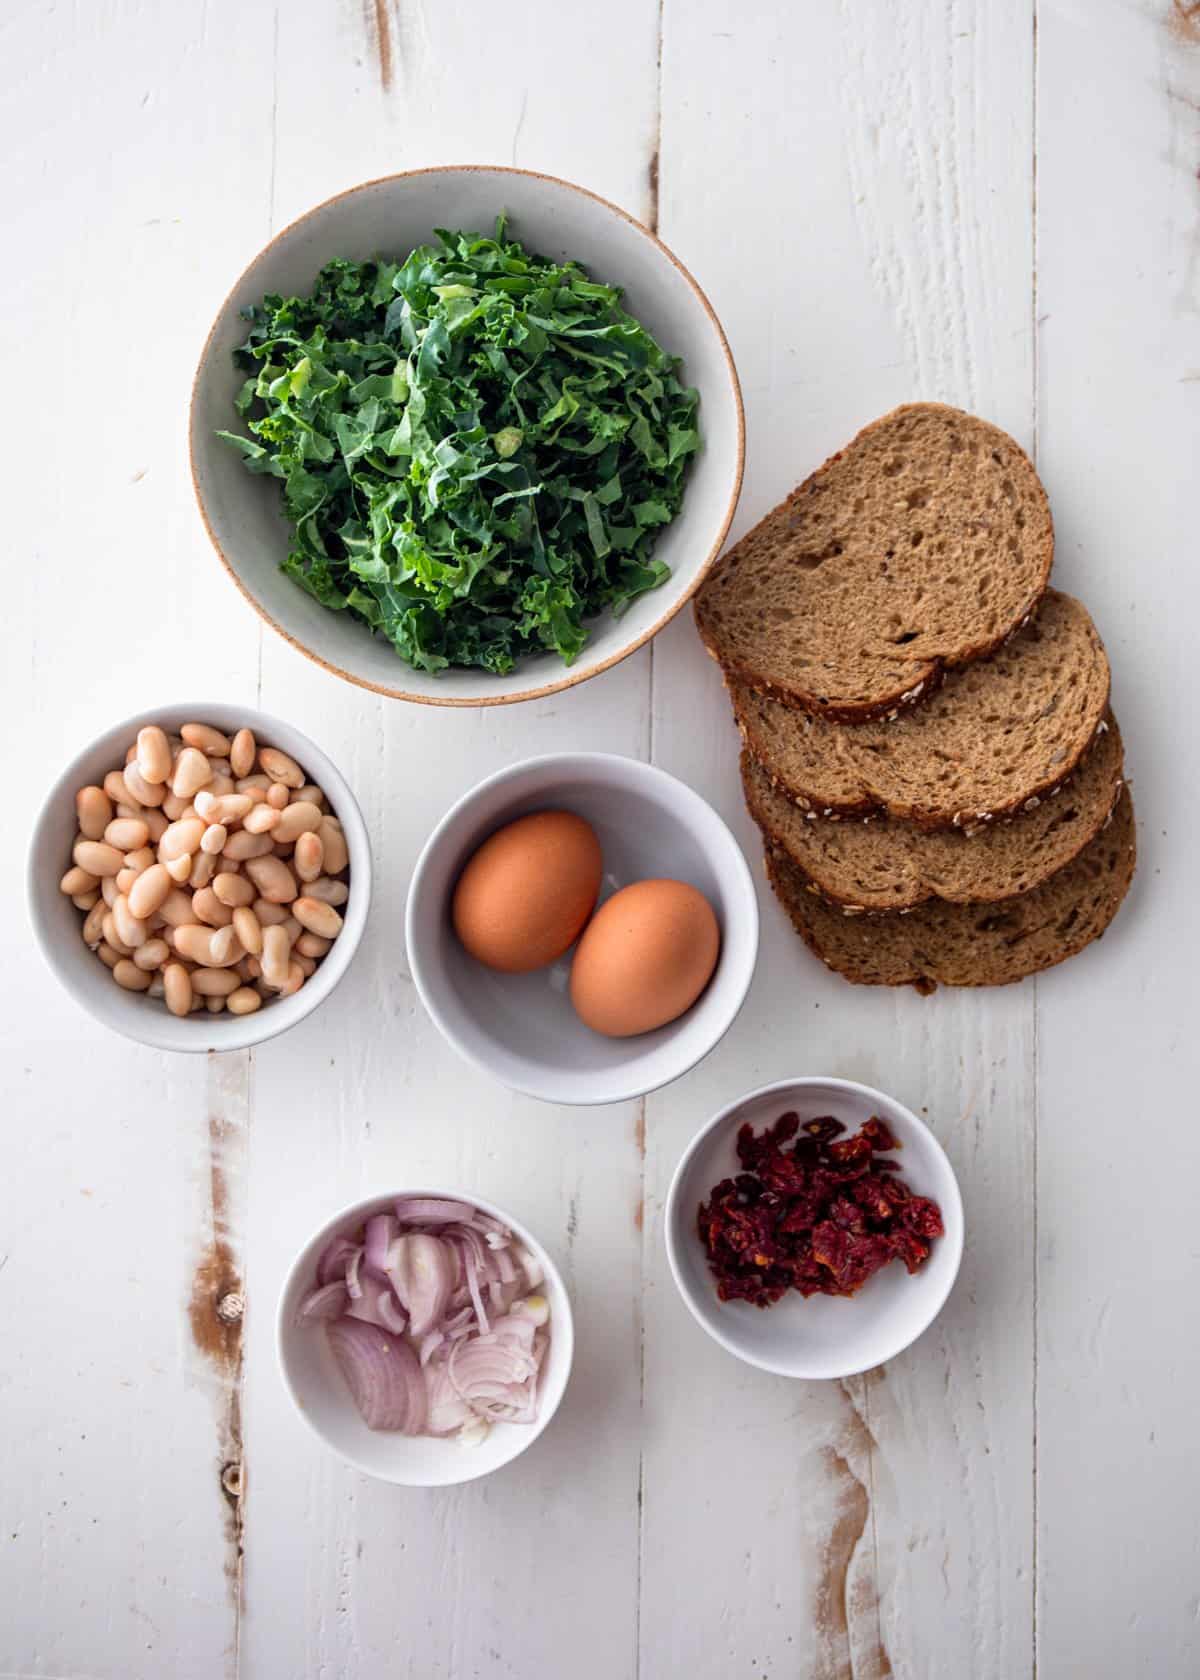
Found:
[665,1078,964,1379]
[27,703,371,1054]
[189,165,744,707]
[406,753,759,1106]
[277,1189,574,1486]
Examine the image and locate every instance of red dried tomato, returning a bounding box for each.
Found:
[697,1112,944,1306]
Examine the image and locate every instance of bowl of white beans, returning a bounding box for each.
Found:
[27,704,371,1052]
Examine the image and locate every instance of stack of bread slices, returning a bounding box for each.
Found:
[694,403,1135,992]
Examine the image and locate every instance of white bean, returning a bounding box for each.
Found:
[181,723,231,757]
[273,801,322,844]
[244,854,297,904]
[293,831,324,883]
[305,876,349,908]
[227,986,262,1016]
[157,888,197,927]
[72,891,100,911]
[127,863,171,920]
[259,746,305,788]
[191,967,241,998]
[318,817,349,875]
[82,901,107,947]
[293,897,344,940]
[231,905,263,956]
[213,872,256,909]
[163,963,193,1018]
[242,802,280,835]
[136,726,172,785]
[165,852,193,884]
[172,747,212,800]
[191,886,233,928]
[252,898,288,926]
[159,818,205,862]
[122,760,166,808]
[61,865,99,896]
[112,896,148,949]
[222,830,274,862]
[74,839,124,877]
[174,924,241,968]
[261,926,290,988]
[295,931,331,959]
[189,850,217,891]
[200,823,228,856]
[266,782,290,811]
[113,959,152,992]
[104,816,149,851]
[76,787,113,840]
[133,938,170,972]
[230,729,256,778]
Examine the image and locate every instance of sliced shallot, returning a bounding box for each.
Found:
[386,1232,454,1338]
[326,1317,428,1434]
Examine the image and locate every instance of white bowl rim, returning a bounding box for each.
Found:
[664,1076,966,1379]
[189,162,746,708]
[27,700,372,1054]
[404,751,760,1106]
[275,1186,576,1485]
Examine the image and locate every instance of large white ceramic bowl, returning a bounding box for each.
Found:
[406,753,759,1106]
[190,165,743,706]
[665,1078,964,1379]
[277,1189,574,1486]
[27,703,371,1054]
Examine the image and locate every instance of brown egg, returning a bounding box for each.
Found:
[569,879,720,1038]
[451,809,603,974]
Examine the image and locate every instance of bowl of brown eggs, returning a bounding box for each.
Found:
[405,753,759,1106]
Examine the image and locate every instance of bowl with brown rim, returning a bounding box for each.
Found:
[189,166,744,707]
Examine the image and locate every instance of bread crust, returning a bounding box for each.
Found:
[763,785,1136,991]
[694,402,1055,721]
[743,717,1125,912]
[731,591,1111,830]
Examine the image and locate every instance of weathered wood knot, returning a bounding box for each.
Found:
[216,1291,245,1323]
[221,1461,244,1499]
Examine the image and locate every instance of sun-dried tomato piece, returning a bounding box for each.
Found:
[902,1196,945,1239]
[859,1116,898,1152]
[697,1111,944,1308]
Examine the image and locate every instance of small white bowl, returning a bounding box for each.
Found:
[406,753,759,1106]
[27,703,371,1053]
[277,1189,574,1486]
[189,165,744,707]
[665,1078,964,1379]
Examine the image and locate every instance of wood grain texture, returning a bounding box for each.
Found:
[643,3,1036,1676]
[1034,2,1200,1673]
[2,0,1197,1676]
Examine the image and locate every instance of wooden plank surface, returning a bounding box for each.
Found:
[1,1,1196,1676]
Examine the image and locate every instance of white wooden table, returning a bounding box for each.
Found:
[4,3,1198,1675]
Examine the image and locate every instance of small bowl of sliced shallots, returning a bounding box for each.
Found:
[276,1189,574,1485]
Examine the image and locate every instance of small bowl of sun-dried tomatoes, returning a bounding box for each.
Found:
[664,1077,963,1379]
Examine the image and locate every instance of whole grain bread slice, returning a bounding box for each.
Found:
[743,712,1125,911]
[764,785,1136,991]
[733,590,1110,828]
[694,403,1053,721]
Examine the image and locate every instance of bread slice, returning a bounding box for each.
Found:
[743,712,1125,911]
[732,590,1110,828]
[694,403,1053,721]
[764,785,1136,991]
